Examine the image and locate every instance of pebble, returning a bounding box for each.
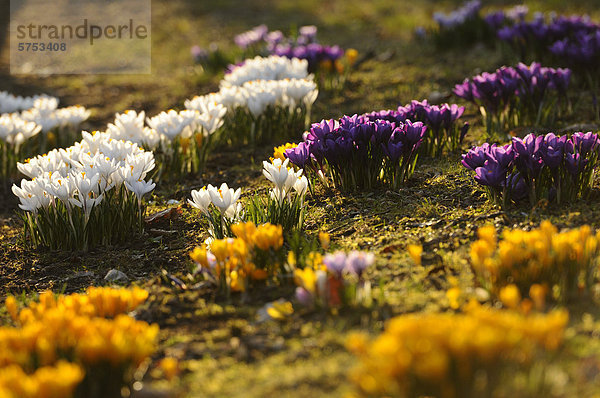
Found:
[104,269,129,283]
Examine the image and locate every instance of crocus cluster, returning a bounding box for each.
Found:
[462,132,599,207]
[484,5,529,30]
[247,158,308,231]
[431,1,493,46]
[347,302,568,398]
[294,250,374,308]
[0,91,55,114]
[2,287,158,398]
[20,96,90,150]
[0,113,42,182]
[362,100,468,157]
[454,62,571,134]
[0,93,90,182]
[471,222,600,303]
[549,29,600,71]
[185,56,318,144]
[188,182,243,240]
[189,159,308,237]
[220,55,309,87]
[12,131,156,250]
[189,222,286,297]
[143,104,226,178]
[494,13,600,61]
[549,29,600,99]
[0,361,83,398]
[434,0,481,29]
[190,43,230,72]
[285,115,427,190]
[233,25,353,75]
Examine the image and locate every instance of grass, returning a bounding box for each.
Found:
[2,0,600,397]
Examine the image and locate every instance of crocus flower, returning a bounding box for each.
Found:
[207,183,242,214]
[285,142,312,168]
[346,251,375,277]
[474,160,508,188]
[295,287,313,306]
[323,251,347,277]
[513,134,544,178]
[125,178,156,201]
[540,133,567,169]
[189,187,212,215]
[462,143,491,171]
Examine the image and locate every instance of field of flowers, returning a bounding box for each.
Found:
[2,0,600,397]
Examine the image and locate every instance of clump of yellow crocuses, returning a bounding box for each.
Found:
[470,221,600,302]
[1,287,158,398]
[347,301,568,398]
[190,221,286,296]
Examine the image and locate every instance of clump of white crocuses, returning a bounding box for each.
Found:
[188,183,243,240]
[12,131,156,250]
[185,56,318,145]
[220,55,310,87]
[188,158,308,240]
[0,91,55,114]
[20,96,90,150]
[106,110,161,149]
[144,104,226,179]
[0,113,42,182]
[247,158,308,231]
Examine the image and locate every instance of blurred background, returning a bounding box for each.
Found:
[1,0,599,133]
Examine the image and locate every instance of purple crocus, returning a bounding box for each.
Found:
[382,140,404,162]
[512,134,544,178]
[540,133,567,169]
[402,120,427,148]
[295,287,314,306]
[323,251,347,277]
[285,142,312,168]
[299,25,318,42]
[462,143,491,171]
[345,251,375,278]
[191,45,208,63]
[570,131,598,157]
[474,160,508,188]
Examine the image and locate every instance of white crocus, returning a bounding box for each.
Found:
[124,178,156,201]
[188,187,212,215]
[48,175,73,205]
[146,110,199,141]
[12,179,43,213]
[72,171,99,198]
[207,183,241,215]
[263,158,294,191]
[293,174,308,196]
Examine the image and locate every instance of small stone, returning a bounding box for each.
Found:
[104,269,129,283]
[428,91,449,104]
[167,199,180,205]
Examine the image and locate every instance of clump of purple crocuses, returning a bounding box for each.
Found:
[234,24,270,51]
[233,24,352,74]
[454,62,571,136]
[431,0,496,46]
[362,100,469,157]
[434,0,481,30]
[462,132,599,208]
[285,115,427,191]
[190,43,230,71]
[492,13,600,61]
